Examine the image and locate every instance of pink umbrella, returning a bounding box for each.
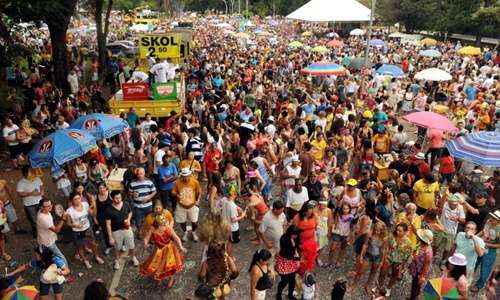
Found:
[403,111,458,132]
[327,39,343,48]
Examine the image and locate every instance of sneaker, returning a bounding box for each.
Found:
[192,232,199,242]
[113,260,120,270]
[182,232,189,242]
[386,288,391,297]
[131,256,139,266]
[84,260,92,269]
[104,248,112,256]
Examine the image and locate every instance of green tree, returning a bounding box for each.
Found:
[3,0,77,91]
[91,0,114,82]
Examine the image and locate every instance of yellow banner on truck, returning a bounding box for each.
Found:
[139,34,181,59]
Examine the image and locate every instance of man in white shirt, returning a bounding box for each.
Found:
[454,221,486,284]
[439,194,466,263]
[16,166,43,237]
[264,116,277,139]
[150,60,169,83]
[2,117,20,168]
[37,198,68,266]
[286,179,309,221]
[139,113,157,133]
[130,70,149,82]
[67,69,79,94]
[259,200,286,254]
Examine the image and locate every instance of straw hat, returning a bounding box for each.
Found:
[416,229,433,244]
[415,152,426,160]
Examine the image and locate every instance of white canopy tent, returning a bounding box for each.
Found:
[287,0,371,22]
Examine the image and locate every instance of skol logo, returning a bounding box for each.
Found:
[83,119,100,129]
[39,140,53,153]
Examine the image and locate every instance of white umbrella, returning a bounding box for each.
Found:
[215,22,233,28]
[350,28,365,36]
[130,24,149,32]
[389,32,404,38]
[414,68,452,81]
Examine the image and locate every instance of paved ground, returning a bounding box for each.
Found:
[0,122,487,299]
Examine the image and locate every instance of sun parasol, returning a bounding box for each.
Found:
[326,32,339,38]
[375,64,404,77]
[403,111,458,132]
[415,68,452,81]
[301,62,347,76]
[458,46,481,56]
[349,28,365,36]
[389,32,405,38]
[2,285,39,300]
[419,49,442,58]
[311,45,329,54]
[420,38,437,46]
[445,130,500,167]
[70,113,129,140]
[29,129,97,170]
[369,39,386,47]
[288,41,304,49]
[423,277,460,300]
[327,39,343,48]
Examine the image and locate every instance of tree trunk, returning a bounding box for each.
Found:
[45,0,77,93]
[0,18,13,44]
[47,21,71,92]
[95,0,113,83]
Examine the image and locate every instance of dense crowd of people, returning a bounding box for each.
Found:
[1,11,499,300]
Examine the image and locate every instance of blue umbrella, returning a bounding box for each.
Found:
[419,49,442,58]
[375,64,404,77]
[446,130,500,167]
[70,113,129,139]
[369,39,385,47]
[29,129,97,169]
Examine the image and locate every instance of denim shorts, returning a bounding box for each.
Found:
[364,252,381,264]
[40,281,63,296]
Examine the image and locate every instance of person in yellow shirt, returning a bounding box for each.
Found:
[178,152,202,178]
[395,203,421,250]
[141,200,174,238]
[372,128,391,154]
[413,173,440,215]
[171,168,202,241]
[310,132,327,162]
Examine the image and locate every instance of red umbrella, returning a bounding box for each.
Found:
[327,39,343,48]
[403,111,458,132]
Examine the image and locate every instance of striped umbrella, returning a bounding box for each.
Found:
[301,62,347,76]
[2,285,38,300]
[446,130,500,167]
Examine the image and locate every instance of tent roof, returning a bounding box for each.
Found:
[287,0,371,22]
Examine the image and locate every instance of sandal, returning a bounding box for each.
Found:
[3,254,12,261]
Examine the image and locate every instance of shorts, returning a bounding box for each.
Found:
[8,144,21,159]
[112,229,135,251]
[364,253,381,264]
[331,233,348,247]
[72,229,92,247]
[39,281,63,296]
[175,205,199,223]
[4,202,18,223]
[230,230,240,244]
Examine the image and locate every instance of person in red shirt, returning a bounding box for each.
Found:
[439,148,455,184]
[415,152,431,179]
[203,141,221,188]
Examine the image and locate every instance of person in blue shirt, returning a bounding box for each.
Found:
[158,154,178,210]
[464,84,477,102]
[212,74,224,90]
[126,107,139,128]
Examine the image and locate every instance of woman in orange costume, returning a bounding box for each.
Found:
[141,214,186,288]
[292,200,319,275]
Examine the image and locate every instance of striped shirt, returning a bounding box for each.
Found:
[186,137,204,159]
[128,179,156,208]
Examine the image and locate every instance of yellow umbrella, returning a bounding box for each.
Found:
[302,31,313,37]
[420,38,437,46]
[312,45,329,54]
[458,46,481,56]
[288,41,304,48]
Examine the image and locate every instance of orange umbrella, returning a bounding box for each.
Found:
[327,39,343,48]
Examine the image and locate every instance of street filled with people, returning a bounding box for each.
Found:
[0,9,499,300]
